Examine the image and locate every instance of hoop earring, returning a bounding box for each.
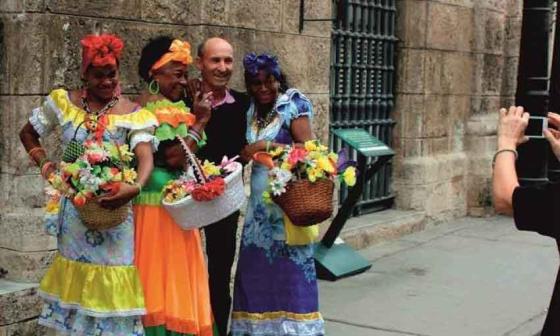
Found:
[149,80,160,95]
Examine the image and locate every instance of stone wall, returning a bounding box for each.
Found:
[0,0,332,333]
[392,0,522,221]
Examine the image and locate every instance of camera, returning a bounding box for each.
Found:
[526,116,548,139]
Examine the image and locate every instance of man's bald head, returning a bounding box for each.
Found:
[196,37,234,90]
[197,37,233,59]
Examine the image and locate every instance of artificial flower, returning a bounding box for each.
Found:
[317,156,335,174]
[342,166,357,186]
[202,160,222,177]
[287,147,308,165]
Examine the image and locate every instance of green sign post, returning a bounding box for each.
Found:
[314,128,394,281]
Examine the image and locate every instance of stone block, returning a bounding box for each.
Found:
[283,0,331,37]
[227,0,282,32]
[480,54,504,95]
[398,153,467,185]
[253,32,330,94]
[395,0,427,48]
[426,2,473,52]
[396,48,425,94]
[0,96,44,175]
[429,0,474,7]
[474,0,509,12]
[467,174,492,209]
[465,135,497,156]
[0,174,45,210]
[0,248,55,282]
[424,50,473,95]
[423,95,450,137]
[470,95,502,116]
[468,154,494,177]
[0,318,47,336]
[140,0,202,25]
[394,94,424,138]
[500,56,518,97]
[471,7,506,54]
[0,0,46,12]
[200,0,227,25]
[0,14,46,95]
[466,112,499,136]
[47,0,142,20]
[306,93,330,143]
[506,0,523,17]
[0,281,41,326]
[504,16,521,57]
[0,209,56,252]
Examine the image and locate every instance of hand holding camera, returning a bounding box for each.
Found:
[545,112,560,160]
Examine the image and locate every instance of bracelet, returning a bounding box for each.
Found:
[189,128,202,139]
[40,161,54,179]
[186,133,203,147]
[38,157,50,169]
[492,149,518,168]
[28,147,45,158]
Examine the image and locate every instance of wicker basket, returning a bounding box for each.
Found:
[161,137,246,230]
[76,200,130,230]
[273,179,334,226]
[162,162,245,230]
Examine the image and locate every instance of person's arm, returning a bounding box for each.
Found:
[492,106,528,214]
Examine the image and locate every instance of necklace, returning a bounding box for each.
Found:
[254,106,277,130]
[81,93,119,132]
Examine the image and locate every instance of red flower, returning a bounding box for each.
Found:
[191,177,225,201]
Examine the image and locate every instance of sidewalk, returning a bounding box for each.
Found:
[320,216,558,336]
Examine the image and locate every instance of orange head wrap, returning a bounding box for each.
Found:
[150,39,193,74]
[80,34,124,76]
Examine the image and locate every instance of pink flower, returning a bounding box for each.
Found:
[287,148,308,165]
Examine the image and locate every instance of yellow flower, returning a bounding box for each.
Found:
[306,167,318,182]
[122,168,138,183]
[280,161,293,171]
[343,166,357,186]
[328,152,338,163]
[202,160,221,177]
[307,167,324,182]
[304,140,318,151]
[269,146,284,157]
[317,156,335,174]
[45,200,60,214]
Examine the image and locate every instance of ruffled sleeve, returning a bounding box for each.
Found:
[116,108,159,152]
[276,88,313,127]
[29,93,61,137]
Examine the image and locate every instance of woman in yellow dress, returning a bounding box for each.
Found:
[19,34,157,335]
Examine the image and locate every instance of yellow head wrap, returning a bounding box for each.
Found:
[150,39,193,73]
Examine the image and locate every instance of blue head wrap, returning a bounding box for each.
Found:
[243,52,281,80]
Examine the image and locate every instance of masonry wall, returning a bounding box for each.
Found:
[392,0,522,221]
[0,1,332,333]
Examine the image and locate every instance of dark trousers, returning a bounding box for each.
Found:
[204,211,239,336]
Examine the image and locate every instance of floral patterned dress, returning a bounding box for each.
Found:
[30,89,158,335]
[231,89,325,336]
